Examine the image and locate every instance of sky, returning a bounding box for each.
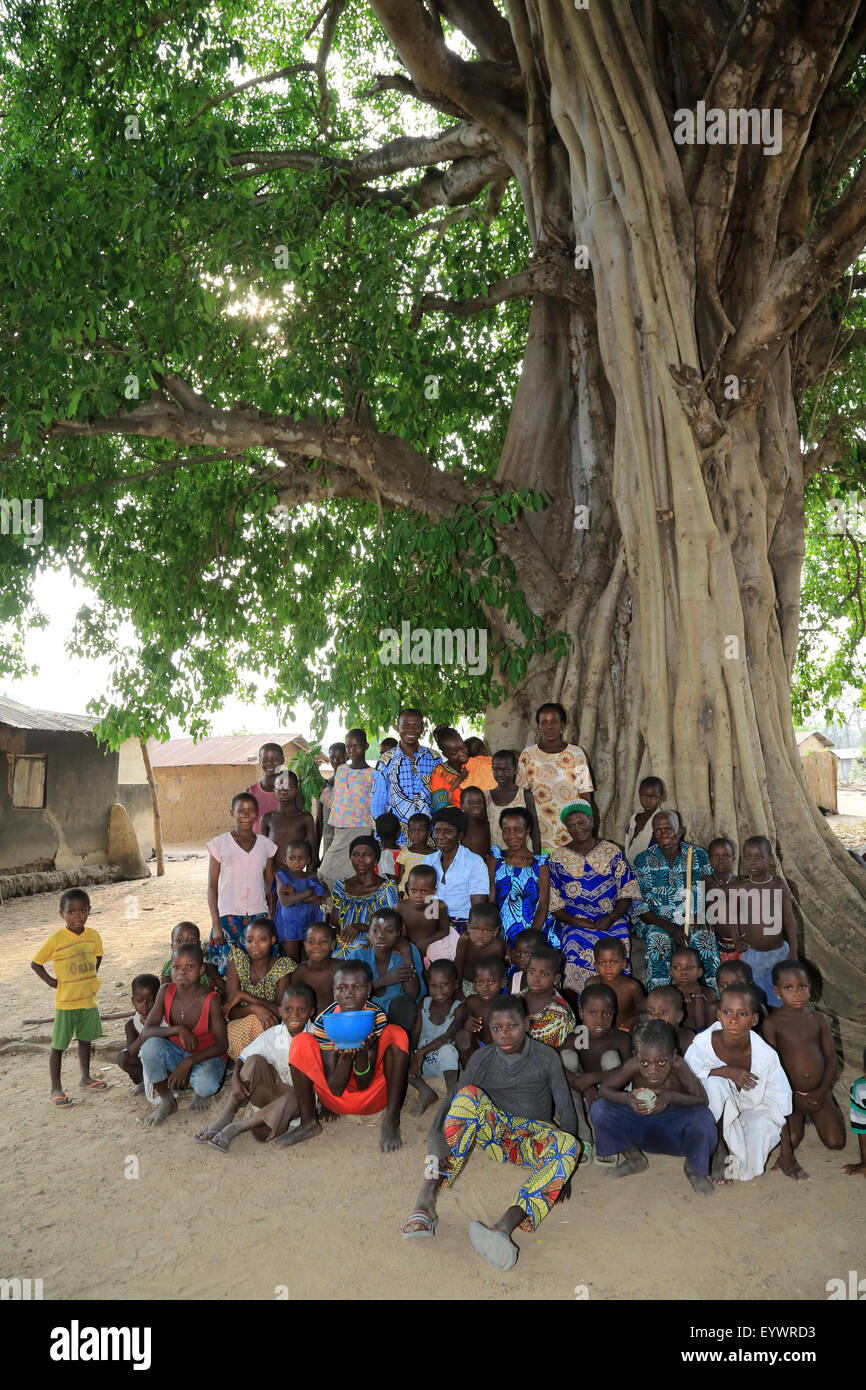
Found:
[2,567,348,746]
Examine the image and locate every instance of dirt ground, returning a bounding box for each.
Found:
[1,858,863,1302]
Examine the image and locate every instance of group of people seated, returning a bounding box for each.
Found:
[32,703,866,1274]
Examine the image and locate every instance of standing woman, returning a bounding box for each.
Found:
[318,729,376,889]
[517,703,594,852]
[487,807,553,946]
[329,835,399,959]
[430,726,470,812]
[207,792,278,976]
[548,802,640,995]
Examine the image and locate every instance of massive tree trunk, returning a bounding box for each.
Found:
[464,0,866,1054]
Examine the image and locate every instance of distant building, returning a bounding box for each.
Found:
[834,747,864,784]
[0,696,118,875]
[129,732,311,844]
[795,730,838,811]
[795,730,835,755]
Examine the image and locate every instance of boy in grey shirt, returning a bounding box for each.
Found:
[402,995,580,1270]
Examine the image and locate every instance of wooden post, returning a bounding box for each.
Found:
[139,737,165,876]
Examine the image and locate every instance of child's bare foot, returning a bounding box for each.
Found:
[684,1160,715,1195]
[278,1117,322,1148]
[128,1082,145,1097]
[141,1094,178,1126]
[774,1155,809,1180]
[843,1161,866,1176]
[378,1118,402,1152]
[610,1145,648,1178]
[319,1105,339,1124]
[410,1081,438,1117]
[711,1146,733,1185]
[190,1093,211,1112]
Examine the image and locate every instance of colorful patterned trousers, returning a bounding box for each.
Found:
[441,1085,578,1231]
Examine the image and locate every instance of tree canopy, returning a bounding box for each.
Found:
[0,0,864,745]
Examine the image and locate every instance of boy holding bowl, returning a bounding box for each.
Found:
[284,959,410,1152]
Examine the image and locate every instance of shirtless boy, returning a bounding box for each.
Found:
[261,769,317,873]
[292,922,339,1013]
[571,982,632,1108]
[455,903,506,996]
[738,836,798,1006]
[592,936,644,1032]
[645,986,694,1053]
[594,1018,718,1194]
[396,865,450,959]
[762,961,845,1178]
[670,947,716,1032]
[455,956,507,1065]
[459,786,491,859]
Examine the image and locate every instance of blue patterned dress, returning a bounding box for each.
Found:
[489,848,558,947]
[548,841,640,993]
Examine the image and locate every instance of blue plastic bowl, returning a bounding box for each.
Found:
[322,1010,375,1049]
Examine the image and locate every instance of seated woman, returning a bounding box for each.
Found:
[487,807,553,946]
[347,907,426,1034]
[284,959,410,1153]
[547,802,639,995]
[633,811,718,992]
[422,806,489,935]
[223,918,295,1061]
[429,726,470,812]
[329,835,399,959]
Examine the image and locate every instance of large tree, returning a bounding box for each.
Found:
[1,1,865,1051]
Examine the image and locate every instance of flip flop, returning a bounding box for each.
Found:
[192,1129,221,1145]
[469,1220,519,1271]
[82,1079,111,1091]
[402,1209,439,1239]
[206,1133,232,1154]
[49,1093,75,1107]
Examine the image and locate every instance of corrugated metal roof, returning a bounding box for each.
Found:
[0,695,96,733]
[150,732,310,767]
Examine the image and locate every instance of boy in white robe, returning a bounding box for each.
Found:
[685,984,791,1182]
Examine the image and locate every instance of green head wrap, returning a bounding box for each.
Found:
[560,800,592,823]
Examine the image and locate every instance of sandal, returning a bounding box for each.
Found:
[192,1128,221,1145]
[82,1079,110,1091]
[402,1209,439,1239]
[49,1093,74,1107]
[206,1133,232,1154]
[469,1220,519,1271]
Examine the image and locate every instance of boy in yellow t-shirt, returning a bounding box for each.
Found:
[31,889,107,1106]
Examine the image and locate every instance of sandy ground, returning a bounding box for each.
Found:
[1,859,864,1302]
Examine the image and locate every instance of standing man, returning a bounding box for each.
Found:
[370,709,441,844]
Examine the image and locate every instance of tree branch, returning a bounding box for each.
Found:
[229,121,499,183]
[46,377,470,522]
[435,0,518,65]
[369,0,528,169]
[410,253,594,326]
[725,157,866,389]
[185,64,317,126]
